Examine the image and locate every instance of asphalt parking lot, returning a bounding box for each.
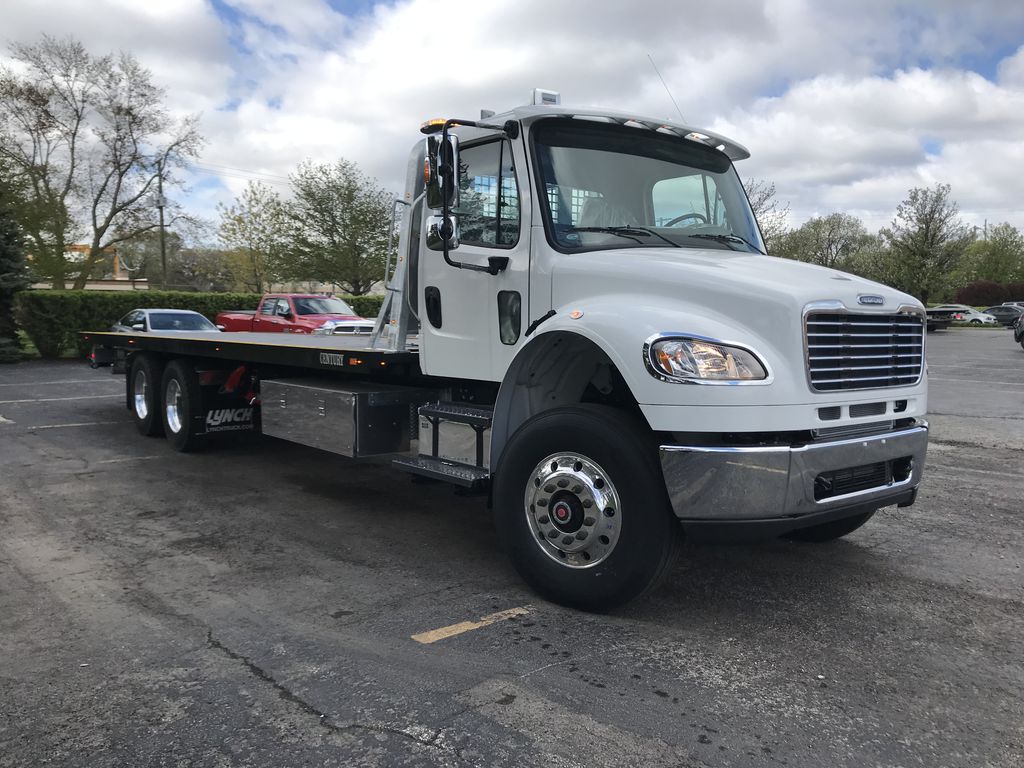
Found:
[1,329,1021,768]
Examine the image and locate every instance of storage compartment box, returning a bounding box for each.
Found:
[260,379,438,457]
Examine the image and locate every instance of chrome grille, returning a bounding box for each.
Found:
[805,312,924,391]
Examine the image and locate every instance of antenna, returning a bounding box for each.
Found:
[648,54,685,123]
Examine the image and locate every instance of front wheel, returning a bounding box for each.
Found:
[494,406,679,611]
[784,510,875,542]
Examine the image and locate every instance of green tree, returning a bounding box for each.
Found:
[776,212,869,269]
[217,182,288,293]
[961,222,1024,284]
[879,184,973,303]
[743,177,790,253]
[0,186,29,362]
[0,36,202,288]
[283,159,393,295]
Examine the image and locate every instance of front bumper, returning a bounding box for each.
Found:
[660,423,928,522]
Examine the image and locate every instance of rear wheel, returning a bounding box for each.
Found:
[161,360,207,452]
[784,510,875,542]
[128,355,164,436]
[494,405,679,611]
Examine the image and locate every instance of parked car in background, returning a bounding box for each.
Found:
[931,304,998,325]
[1014,314,1024,350]
[983,305,1024,326]
[91,309,220,367]
[216,294,374,335]
[112,309,221,333]
[1002,301,1024,309]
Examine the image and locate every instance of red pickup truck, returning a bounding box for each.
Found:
[216,294,374,335]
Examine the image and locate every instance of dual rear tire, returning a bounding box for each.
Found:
[128,355,206,452]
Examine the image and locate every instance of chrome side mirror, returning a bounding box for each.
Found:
[426,214,459,251]
[424,133,460,211]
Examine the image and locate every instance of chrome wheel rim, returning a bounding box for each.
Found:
[133,369,148,420]
[165,378,183,434]
[524,452,621,569]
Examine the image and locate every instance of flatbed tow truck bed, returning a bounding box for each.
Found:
[84,331,419,374]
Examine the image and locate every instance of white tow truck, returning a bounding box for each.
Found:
[86,91,929,610]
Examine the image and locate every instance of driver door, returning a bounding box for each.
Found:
[419,137,531,382]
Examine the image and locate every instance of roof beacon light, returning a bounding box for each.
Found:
[532,88,561,106]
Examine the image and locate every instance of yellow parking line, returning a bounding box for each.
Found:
[411,606,532,645]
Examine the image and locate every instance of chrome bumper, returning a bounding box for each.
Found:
[660,423,928,521]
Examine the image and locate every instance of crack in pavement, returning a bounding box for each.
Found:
[204,630,475,765]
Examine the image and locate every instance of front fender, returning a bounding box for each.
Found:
[534,293,795,407]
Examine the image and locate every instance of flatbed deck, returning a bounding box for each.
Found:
[83,331,419,374]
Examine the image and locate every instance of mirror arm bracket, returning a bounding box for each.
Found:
[438,118,519,276]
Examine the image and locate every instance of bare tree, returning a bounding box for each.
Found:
[743,177,790,253]
[0,36,202,288]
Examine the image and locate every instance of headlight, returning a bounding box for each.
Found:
[312,320,341,336]
[646,337,768,383]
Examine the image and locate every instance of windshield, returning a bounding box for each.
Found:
[293,297,356,316]
[149,312,218,331]
[532,119,765,254]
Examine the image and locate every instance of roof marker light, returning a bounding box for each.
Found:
[420,118,447,135]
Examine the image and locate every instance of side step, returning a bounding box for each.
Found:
[392,456,489,489]
[393,400,493,489]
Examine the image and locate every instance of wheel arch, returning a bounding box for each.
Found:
[490,330,647,472]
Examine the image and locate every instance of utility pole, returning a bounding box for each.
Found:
[156,158,167,287]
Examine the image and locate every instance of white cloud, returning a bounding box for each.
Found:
[3,0,1024,236]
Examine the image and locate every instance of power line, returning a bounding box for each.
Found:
[190,164,291,187]
[195,160,291,181]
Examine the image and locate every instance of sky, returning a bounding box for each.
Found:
[3,0,1024,237]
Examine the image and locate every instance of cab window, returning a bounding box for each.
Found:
[653,174,727,227]
[455,140,520,247]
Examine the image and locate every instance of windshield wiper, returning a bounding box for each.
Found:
[687,233,764,254]
[567,226,680,248]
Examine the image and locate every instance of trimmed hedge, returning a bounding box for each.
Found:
[13,290,384,358]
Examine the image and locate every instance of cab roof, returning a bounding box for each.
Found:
[467,105,750,162]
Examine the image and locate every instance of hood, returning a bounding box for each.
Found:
[547,246,925,410]
[299,313,366,323]
[551,247,919,318]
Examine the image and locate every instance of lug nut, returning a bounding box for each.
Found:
[583,516,595,526]
[544,484,556,493]
[537,515,550,524]
[547,530,559,539]
[575,531,588,540]
[537,498,548,507]
[561,536,574,546]
[582,499,593,508]
[557,478,569,488]
[571,484,583,494]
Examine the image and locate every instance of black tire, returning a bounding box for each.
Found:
[784,510,875,543]
[128,354,164,437]
[160,360,207,452]
[493,405,680,611]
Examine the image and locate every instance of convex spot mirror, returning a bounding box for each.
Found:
[424,133,460,211]
[426,214,460,252]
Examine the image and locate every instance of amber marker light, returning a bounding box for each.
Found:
[419,118,447,135]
